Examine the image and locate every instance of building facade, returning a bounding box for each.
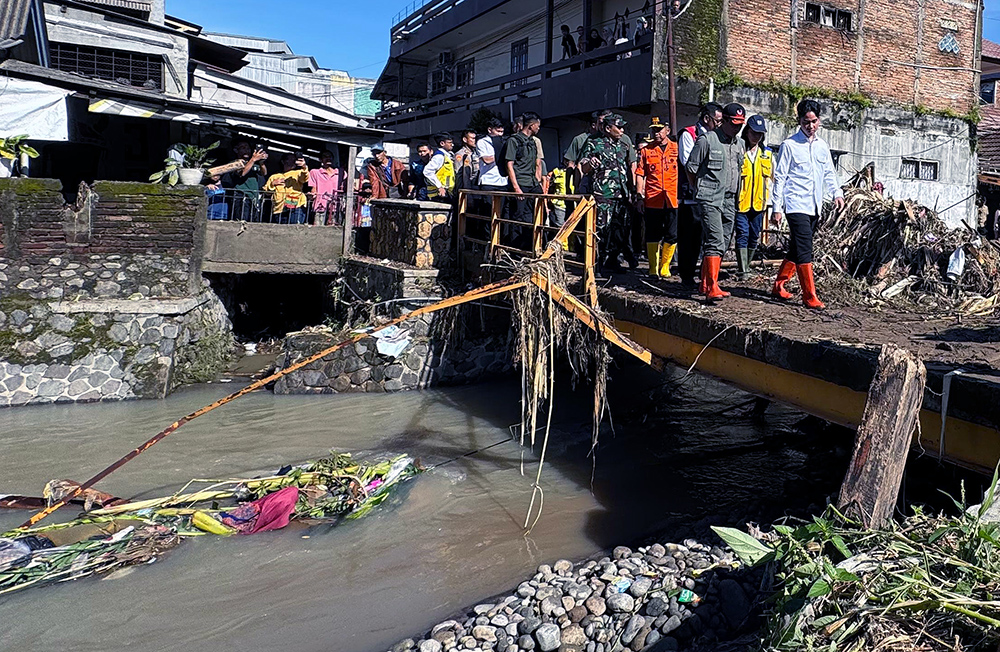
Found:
[373,0,984,227]
[203,33,381,118]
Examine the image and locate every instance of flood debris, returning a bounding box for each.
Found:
[813,164,1000,316]
[0,452,420,596]
[714,473,1000,652]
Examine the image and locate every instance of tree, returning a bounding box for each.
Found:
[467,108,505,135]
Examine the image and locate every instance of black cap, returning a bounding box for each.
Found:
[746,115,767,133]
[722,103,746,124]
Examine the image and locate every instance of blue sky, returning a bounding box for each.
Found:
[169,0,1000,77]
[988,2,1000,44]
[166,0,416,78]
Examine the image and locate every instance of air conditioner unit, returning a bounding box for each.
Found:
[438,51,454,67]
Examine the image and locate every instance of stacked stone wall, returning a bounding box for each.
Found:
[274,305,511,395]
[0,178,232,408]
[369,199,451,269]
[0,179,204,300]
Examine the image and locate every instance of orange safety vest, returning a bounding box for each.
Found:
[636,140,679,209]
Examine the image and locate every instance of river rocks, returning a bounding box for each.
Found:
[418,640,443,652]
[606,593,635,613]
[534,623,561,651]
[395,533,757,652]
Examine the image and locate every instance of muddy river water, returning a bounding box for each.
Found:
[0,365,852,652]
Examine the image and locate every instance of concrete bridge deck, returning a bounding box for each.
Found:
[599,275,1000,474]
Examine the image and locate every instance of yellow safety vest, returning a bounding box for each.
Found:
[427,151,455,198]
[738,148,773,213]
[549,167,574,209]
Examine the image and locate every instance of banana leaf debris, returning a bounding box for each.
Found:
[813,164,1000,316]
[0,452,421,596]
[713,480,1000,651]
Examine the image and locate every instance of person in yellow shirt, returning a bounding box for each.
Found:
[264,153,310,224]
[735,115,773,280]
[547,163,575,226]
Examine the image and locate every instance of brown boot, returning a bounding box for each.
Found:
[797,263,825,309]
[770,260,796,300]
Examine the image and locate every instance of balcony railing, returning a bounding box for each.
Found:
[205,188,348,226]
[376,33,653,128]
[391,0,465,40]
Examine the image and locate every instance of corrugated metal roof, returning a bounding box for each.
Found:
[0,0,34,42]
[980,132,1000,174]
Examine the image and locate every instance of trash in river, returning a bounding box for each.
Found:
[372,325,411,358]
[0,452,421,597]
[677,589,700,604]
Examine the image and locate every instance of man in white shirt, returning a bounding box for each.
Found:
[770,99,845,309]
[676,102,722,288]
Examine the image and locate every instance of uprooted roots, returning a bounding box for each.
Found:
[501,246,610,535]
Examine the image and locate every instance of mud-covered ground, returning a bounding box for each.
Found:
[600,268,1000,373]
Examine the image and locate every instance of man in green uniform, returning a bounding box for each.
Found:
[580,113,636,273]
[685,103,746,300]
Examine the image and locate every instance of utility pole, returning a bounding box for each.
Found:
[667,4,677,132]
[546,0,554,65]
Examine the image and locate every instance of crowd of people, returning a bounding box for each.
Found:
[205,139,348,225]
[364,97,841,310]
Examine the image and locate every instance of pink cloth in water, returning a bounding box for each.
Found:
[220,486,299,534]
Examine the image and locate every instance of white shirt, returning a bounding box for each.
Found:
[477,137,507,187]
[678,123,707,205]
[424,151,449,190]
[772,129,843,217]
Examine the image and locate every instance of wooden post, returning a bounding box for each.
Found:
[584,201,598,306]
[838,345,927,528]
[532,196,545,254]
[342,145,358,256]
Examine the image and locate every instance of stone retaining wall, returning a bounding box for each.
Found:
[369,199,451,269]
[0,287,232,407]
[273,307,511,395]
[0,178,232,407]
[0,178,204,300]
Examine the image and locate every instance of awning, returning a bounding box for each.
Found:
[88,98,202,122]
[0,76,71,140]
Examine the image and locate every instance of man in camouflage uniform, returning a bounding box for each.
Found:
[580,113,637,273]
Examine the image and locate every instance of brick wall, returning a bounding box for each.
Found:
[0,178,205,300]
[723,0,980,113]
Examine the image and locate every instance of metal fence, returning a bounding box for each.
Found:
[204,188,347,226]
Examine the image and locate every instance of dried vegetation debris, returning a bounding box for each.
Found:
[813,164,999,316]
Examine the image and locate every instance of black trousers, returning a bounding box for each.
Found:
[786,212,818,264]
[507,183,541,250]
[598,199,634,266]
[644,207,678,244]
[677,202,702,282]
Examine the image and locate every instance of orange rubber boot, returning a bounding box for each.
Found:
[770,260,796,300]
[701,255,729,300]
[797,262,825,309]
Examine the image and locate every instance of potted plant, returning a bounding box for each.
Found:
[0,135,40,177]
[150,141,219,185]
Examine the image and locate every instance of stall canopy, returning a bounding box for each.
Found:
[0,77,71,140]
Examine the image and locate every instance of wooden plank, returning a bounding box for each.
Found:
[584,202,598,306]
[529,273,665,371]
[532,196,546,254]
[837,345,927,528]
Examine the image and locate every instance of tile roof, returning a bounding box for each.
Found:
[984,39,1000,62]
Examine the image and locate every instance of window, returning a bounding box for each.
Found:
[430,68,448,96]
[50,42,163,90]
[510,38,529,86]
[804,3,854,31]
[901,159,939,181]
[981,80,997,105]
[456,58,475,89]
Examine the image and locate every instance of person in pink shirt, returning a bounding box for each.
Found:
[308,150,346,225]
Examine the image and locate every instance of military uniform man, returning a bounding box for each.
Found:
[580,113,636,273]
[685,103,746,300]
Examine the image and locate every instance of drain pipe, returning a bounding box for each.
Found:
[938,369,964,461]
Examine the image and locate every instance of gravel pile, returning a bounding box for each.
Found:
[390,539,760,652]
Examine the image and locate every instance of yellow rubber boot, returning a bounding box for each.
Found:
[647,243,660,278]
[659,243,676,278]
